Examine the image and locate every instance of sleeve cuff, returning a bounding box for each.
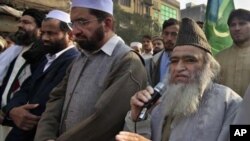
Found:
[123,111,152,139]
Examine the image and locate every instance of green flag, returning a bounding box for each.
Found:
[204,0,234,54]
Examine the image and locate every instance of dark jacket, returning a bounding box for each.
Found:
[3,47,80,141]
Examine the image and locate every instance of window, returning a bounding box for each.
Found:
[160,4,177,24]
[120,0,131,7]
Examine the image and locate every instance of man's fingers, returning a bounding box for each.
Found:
[25,113,40,121]
[146,86,154,94]
[131,95,144,107]
[136,90,152,103]
[116,131,150,141]
[23,118,39,125]
[23,104,39,110]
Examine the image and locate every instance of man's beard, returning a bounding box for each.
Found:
[164,41,174,51]
[42,37,68,55]
[233,37,250,46]
[75,26,104,52]
[15,28,37,46]
[162,63,213,118]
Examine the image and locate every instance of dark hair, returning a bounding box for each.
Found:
[22,8,46,27]
[227,9,250,26]
[89,9,113,22]
[43,18,71,32]
[89,9,114,30]
[142,35,152,40]
[162,18,180,31]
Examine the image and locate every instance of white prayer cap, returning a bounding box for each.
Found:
[130,42,142,49]
[71,0,113,15]
[46,10,71,23]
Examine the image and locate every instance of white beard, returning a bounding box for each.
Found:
[162,63,213,118]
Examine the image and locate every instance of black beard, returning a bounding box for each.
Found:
[76,26,104,52]
[42,38,67,55]
[15,28,36,46]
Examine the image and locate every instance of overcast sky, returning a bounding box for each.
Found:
[179,0,250,10]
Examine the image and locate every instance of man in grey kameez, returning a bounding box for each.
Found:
[116,18,242,141]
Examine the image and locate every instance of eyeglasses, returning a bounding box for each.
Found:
[71,18,100,28]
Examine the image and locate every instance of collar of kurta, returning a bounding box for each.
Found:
[79,34,124,56]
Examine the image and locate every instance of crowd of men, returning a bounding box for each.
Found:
[0,0,250,141]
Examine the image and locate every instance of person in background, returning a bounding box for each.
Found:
[152,35,164,55]
[117,18,242,141]
[34,0,147,141]
[141,35,153,59]
[130,41,142,55]
[216,9,250,97]
[145,18,180,86]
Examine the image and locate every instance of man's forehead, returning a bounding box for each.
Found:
[41,19,60,30]
[20,15,36,22]
[171,45,204,57]
[163,24,179,32]
[70,7,92,20]
[231,17,248,22]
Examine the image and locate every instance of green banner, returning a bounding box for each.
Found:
[204,0,234,55]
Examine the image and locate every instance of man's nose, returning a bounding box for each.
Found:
[41,33,49,42]
[72,26,82,35]
[175,61,186,72]
[166,34,174,41]
[17,22,23,28]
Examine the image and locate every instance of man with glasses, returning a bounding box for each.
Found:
[145,18,180,86]
[34,0,147,141]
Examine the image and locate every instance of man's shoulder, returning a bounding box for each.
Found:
[211,83,242,102]
[215,46,234,58]
[113,40,132,55]
[63,47,80,58]
[153,50,164,60]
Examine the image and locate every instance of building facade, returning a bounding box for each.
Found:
[117,0,180,25]
[181,2,206,22]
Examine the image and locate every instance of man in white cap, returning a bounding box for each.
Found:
[35,0,147,141]
[0,9,80,141]
[130,42,142,54]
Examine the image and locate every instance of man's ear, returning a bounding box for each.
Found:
[67,31,74,41]
[103,17,114,32]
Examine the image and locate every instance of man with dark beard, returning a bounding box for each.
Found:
[34,0,147,141]
[145,18,180,86]
[116,18,242,141]
[0,10,79,141]
[0,8,45,140]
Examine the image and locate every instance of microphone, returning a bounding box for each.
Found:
[138,82,165,120]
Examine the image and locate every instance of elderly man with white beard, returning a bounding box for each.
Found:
[116,18,242,141]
